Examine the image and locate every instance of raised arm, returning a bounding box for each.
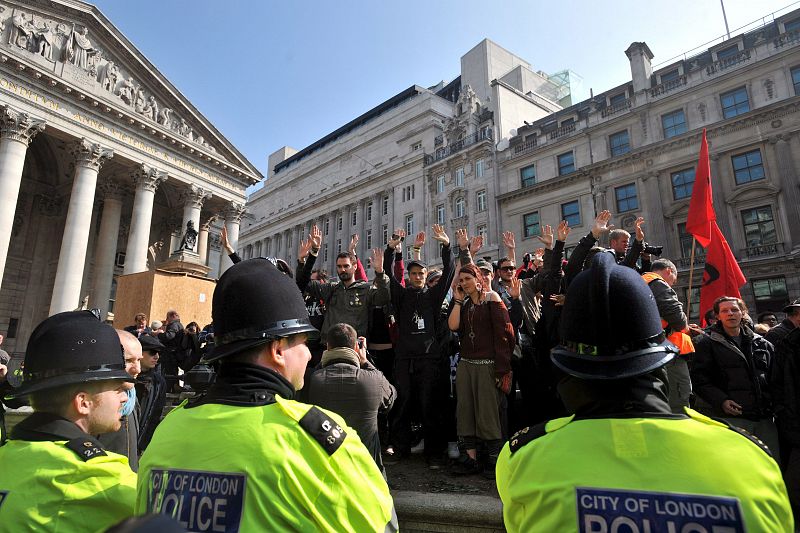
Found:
[296,225,321,293]
[502,231,516,264]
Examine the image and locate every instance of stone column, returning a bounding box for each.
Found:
[641,173,667,248]
[0,105,44,291]
[179,184,212,253]
[197,215,216,265]
[89,179,125,316]
[123,164,167,275]
[373,193,383,246]
[219,201,245,275]
[771,135,800,250]
[50,139,113,315]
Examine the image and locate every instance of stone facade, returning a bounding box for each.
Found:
[499,14,800,318]
[0,0,259,354]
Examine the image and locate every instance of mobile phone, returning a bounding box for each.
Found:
[358,339,364,349]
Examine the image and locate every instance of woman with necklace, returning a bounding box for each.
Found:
[448,262,515,477]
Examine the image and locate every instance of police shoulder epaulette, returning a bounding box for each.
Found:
[65,437,107,461]
[509,422,548,454]
[298,406,347,455]
[714,417,773,458]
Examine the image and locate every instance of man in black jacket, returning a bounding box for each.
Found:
[157,309,183,392]
[766,298,800,346]
[136,335,167,452]
[774,326,800,517]
[383,224,454,466]
[691,296,778,459]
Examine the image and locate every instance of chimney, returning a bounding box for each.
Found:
[625,42,654,93]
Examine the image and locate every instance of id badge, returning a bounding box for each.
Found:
[417,318,425,330]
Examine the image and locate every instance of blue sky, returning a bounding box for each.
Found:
[90,0,795,188]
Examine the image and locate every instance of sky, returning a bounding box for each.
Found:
[89,0,796,191]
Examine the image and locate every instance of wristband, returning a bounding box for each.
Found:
[454,299,464,305]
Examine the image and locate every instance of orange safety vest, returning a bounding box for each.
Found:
[642,272,695,356]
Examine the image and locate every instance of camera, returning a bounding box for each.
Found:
[358,338,364,349]
[391,234,404,242]
[643,244,663,256]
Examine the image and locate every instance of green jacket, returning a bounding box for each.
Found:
[137,390,396,532]
[497,408,792,533]
[0,412,137,532]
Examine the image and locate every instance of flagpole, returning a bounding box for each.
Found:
[686,237,697,319]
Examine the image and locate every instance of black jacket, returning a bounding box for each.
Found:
[135,368,167,451]
[691,323,774,419]
[765,318,796,346]
[772,328,800,446]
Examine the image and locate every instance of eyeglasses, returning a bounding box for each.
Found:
[500,266,516,272]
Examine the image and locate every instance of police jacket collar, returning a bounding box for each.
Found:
[187,362,295,408]
[10,411,93,442]
[557,369,685,420]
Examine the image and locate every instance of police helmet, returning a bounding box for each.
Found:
[551,253,678,380]
[7,311,133,398]
[206,258,317,362]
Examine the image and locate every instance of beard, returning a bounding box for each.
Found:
[338,271,353,282]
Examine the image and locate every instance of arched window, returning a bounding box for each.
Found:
[455,197,465,218]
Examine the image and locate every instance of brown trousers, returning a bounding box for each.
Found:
[456,360,502,442]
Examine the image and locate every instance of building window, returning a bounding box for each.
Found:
[382,196,389,215]
[366,229,372,249]
[684,287,701,321]
[323,246,328,262]
[609,130,630,157]
[677,222,706,260]
[561,200,581,226]
[476,190,487,212]
[352,211,357,226]
[720,87,750,119]
[662,109,687,139]
[337,216,343,231]
[752,277,789,313]
[476,158,485,178]
[520,164,536,188]
[411,141,422,151]
[615,183,638,213]
[609,92,627,106]
[523,212,540,238]
[324,218,330,236]
[716,44,739,61]
[455,197,465,218]
[477,224,487,242]
[405,214,414,235]
[671,168,695,200]
[741,205,777,248]
[557,152,575,175]
[436,174,445,193]
[382,224,388,245]
[336,239,342,252]
[366,202,372,221]
[660,69,680,83]
[455,167,465,187]
[732,149,765,185]
[792,67,800,95]
[786,18,800,33]
[436,204,445,225]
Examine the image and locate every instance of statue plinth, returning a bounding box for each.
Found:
[159,249,210,276]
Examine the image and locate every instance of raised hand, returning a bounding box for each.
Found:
[388,229,406,250]
[431,224,450,245]
[298,236,313,260]
[310,225,322,251]
[502,231,516,251]
[536,225,554,249]
[469,235,483,256]
[456,228,469,251]
[556,220,571,242]
[591,210,614,240]
[414,231,426,248]
[508,275,521,299]
[220,225,234,255]
[348,234,360,255]
[370,248,384,273]
[635,217,645,242]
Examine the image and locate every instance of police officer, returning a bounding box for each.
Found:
[0,311,137,532]
[496,253,792,533]
[136,258,397,532]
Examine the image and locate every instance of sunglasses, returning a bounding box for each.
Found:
[500,266,516,272]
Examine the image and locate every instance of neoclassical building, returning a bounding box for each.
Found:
[498,10,800,318]
[241,40,565,271]
[0,0,259,354]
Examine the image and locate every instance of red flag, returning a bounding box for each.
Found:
[698,222,747,326]
[686,129,715,248]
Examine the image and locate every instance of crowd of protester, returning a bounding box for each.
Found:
[0,209,799,531]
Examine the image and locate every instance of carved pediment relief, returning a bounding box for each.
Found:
[0,1,259,180]
[727,183,780,204]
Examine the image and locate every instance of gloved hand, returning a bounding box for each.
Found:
[496,371,513,395]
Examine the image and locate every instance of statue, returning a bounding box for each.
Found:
[8,12,35,50]
[32,20,55,60]
[101,61,119,92]
[62,25,96,70]
[147,240,164,269]
[134,87,147,114]
[178,118,193,140]
[144,96,158,122]
[117,77,135,105]
[157,107,172,127]
[177,221,198,252]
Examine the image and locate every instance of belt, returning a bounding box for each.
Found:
[461,358,494,365]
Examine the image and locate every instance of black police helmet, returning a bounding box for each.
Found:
[206,258,317,362]
[551,253,678,380]
[7,311,133,398]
